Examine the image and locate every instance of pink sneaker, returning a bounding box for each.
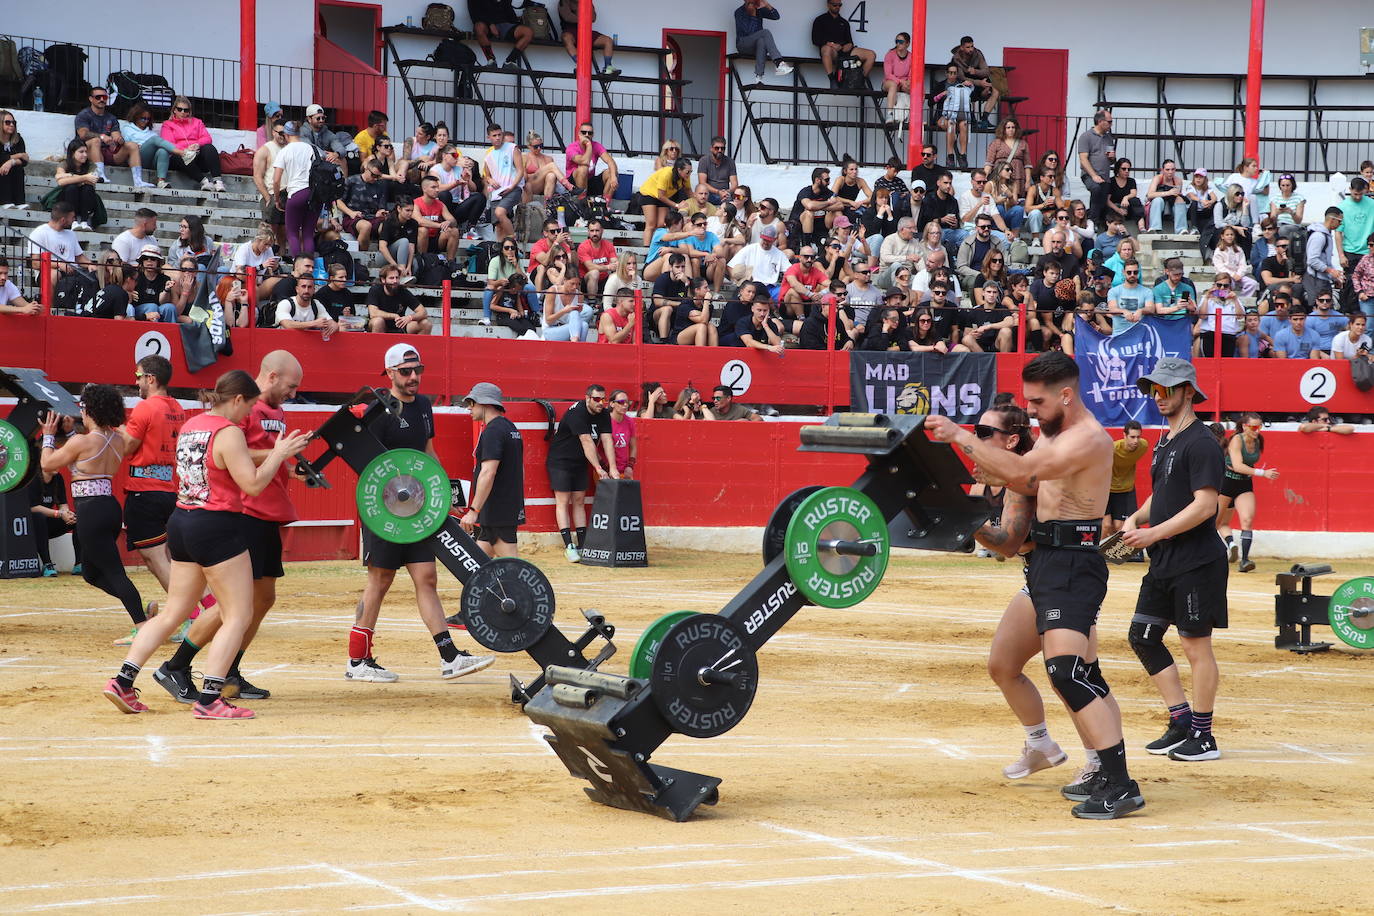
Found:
[103,678,148,713]
[192,697,255,720]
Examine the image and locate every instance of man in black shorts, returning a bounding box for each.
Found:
[927,352,1142,819]
[1104,420,1147,540]
[1121,357,1227,762]
[346,344,494,682]
[547,384,616,563]
[459,382,524,558]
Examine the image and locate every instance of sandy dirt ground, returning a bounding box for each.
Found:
[1,547,1372,914]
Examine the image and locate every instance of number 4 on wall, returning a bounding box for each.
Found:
[846,1,869,33]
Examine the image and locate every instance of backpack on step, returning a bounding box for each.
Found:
[412,252,449,286]
[514,200,547,244]
[43,43,88,110]
[430,38,478,98]
[308,148,347,213]
[835,54,865,91]
[0,38,22,91]
[521,3,556,41]
[422,3,456,31]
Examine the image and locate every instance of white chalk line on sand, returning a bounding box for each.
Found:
[318,865,448,912]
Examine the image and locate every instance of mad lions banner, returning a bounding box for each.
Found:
[849,352,996,423]
[1074,316,1193,426]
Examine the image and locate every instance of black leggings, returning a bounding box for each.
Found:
[61,182,102,226]
[169,144,222,182]
[441,191,486,228]
[0,162,24,205]
[73,494,146,624]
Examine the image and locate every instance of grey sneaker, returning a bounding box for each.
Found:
[1003,742,1068,779]
[1071,778,1144,820]
[440,651,495,680]
[565,544,581,563]
[153,663,199,704]
[1060,765,1103,802]
[345,656,399,682]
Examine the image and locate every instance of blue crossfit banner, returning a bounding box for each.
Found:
[849,352,997,423]
[1074,316,1194,426]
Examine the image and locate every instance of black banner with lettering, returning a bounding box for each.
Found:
[848,352,997,423]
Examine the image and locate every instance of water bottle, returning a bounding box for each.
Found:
[33,86,43,112]
[406,14,413,27]
[557,205,566,229]
[313,257,327,283]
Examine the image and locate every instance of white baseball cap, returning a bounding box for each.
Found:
[382,343,421,373]
[305,103,325,118]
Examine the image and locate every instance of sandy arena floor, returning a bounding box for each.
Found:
[1,547,1371,914]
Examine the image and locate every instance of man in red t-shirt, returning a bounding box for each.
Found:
[414,175,458,260]
[152,350,304,704]
[527,218,574,278]
[123,355,186,602]
[577,218,617,300]
[781,244,829,319]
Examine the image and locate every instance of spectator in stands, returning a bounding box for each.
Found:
[128,248,171,322]
[558,0,618,74]
[670,277,718,346]
[1065,200,1095,251]
[1212,226,1258,297]
[439,149,486,230]
[673,386,709,420]
[167,214,210,266]
[275,274,340,337]
[711,201,749,261]
[598,287,637,343]
[271,121,317,258]
[372,135,405,181]
[881,33,913,127]
[1077,110,1116,224]
[521,131,575,201]
[163,255,205,324]
[1145,160,1188,235]
[650,252,690,339]
[1023,167,1062,236]
[932,63,973,169]
[414,175,460,261]
[482,236,538,324]
[653,139,684,173]
[541,264,595,342]
[832,160,872,215]
[735,0,793,83]
[255,102,284,149]
[789,166,839,244]
[379,199,418,279]
[915,255,962,305]
[0,111,28,208]
[748,196,789,249]
[1103,158,1144,233]
[1250,218,1279,275]
[861,187,900,254]
[1088,213,1123,263]
[86,258,133,320]
[578,218,617,300]
[119,103,179,191]
[983,119,1028,195]
[707,385,760,421]
[1270,173,1304,226]
[316,263,358,323]
[1185,168,1219,251]
[724,289,787,351]
[911,144,952,193]
[1152,257,1197,319]
[1235,308,1269,358]
[338,158,393,252]
[696,136,738,206]
[914,305,966,352]
[491,274,540,337]
[798,286,854,350]
[728,222,789,292]
[300,103,357,177]
[601,250,643,309]
[252,119,288,247]
[972,248,1012,295]
[812,2,876,84]
[961,282,1015,352]
[678,214,726,289]
[641,382,672,418]
[368,264,431,333]
[1304,206,1345,304]
[829,214,869,264]
[1215,184,1252,254]
[782,244,829,319]
[565,121,619,201]
[1221,157,1260,217]
[960,170,1010,236]
[1196,273,1245,357]
[1271,307,1324,359]
[1259,235,1301,301]
[956,216,1006,286]
[1331,313,1371,360]
[480,123,525,239]
[920,172,963,247]
[1353,232,1374,318]
[405,122,438,170]
[637,157,693,246]
[232,228,279,299]
[1106,259,1153,335]
[861,305,913,351]
[1307,292,1349,351]
[1338,178,1374,313]
[529,218,574,284]
[731,184,758,220]
[1100,234,1137,285]
[1300,405,1356,434]
[873,157,910,215]
[951,36,1000,129]
[52,139,104,232]
[985,160,1024,232]
[0,258,38,316]
[74,87,148,188]
[680,183,719,220]
[111,208,158,266]
[470,0,535,70]
[874,216,918,286]
[160,97,225,191]
[353,111,388,161]
[1042,228,1083,281]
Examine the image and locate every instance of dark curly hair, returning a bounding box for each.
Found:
[989,402,1034,454]
[79,383,126,429]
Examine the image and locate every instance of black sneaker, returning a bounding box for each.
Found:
[1168,731,1220,761]
[1071,777,1144,820]
[223,672,271,700]
[153,663,199,704]
[1060,767,1105,802]
[1145,719,1191,755]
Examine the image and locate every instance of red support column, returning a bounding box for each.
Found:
[39,253,52,311]
[905,0,928,171]
[1016,297,1026,355]
[576,0,593,129]
[826,299,838,416]
[1245,0,1265,162]
[245,265,258,317]
[240,0,257,132]
[1213,307,1225,406]
[441,278,452,338]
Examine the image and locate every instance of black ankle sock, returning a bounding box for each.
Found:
[198,675,225,707]
[116,661,141,691]
[167,638,201,671]
[433,631,458,663]
[1098,740,1128,781]
[575,526,587,548]
[1240,531,1253,562]
[560,527,573,547]
[229,650,245,678]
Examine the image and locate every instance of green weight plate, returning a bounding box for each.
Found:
[0,418,34,494]
[355,448,450,544]
[784,486,890,608]
[1328,577,1374,650]
[628,610,697,680]
[762,485,824,566]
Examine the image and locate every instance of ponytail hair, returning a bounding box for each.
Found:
[989,402,1034,454]
[200,369,260,408]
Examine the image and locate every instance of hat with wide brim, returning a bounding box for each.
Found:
[462,381,504,409]
[1137,356,1207,403]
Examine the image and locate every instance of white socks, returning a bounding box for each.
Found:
[1024,722,1058,753]
[1083,747,1101,768]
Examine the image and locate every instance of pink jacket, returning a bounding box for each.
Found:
[160,116,213,150]
[1354,251,1374,299]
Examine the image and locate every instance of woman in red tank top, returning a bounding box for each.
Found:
[103,370,309,720]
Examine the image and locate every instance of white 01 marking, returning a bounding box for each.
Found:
[720,358,752,396]
[134,330,172,363]
[1300,366,1335,404]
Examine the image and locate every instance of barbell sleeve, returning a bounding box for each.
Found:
[818,538,881,557]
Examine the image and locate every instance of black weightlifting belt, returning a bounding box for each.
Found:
[1029,519,1102,550]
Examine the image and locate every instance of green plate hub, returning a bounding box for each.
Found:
[1328,577,1374,650]
[628,610,697,680]
[356,448,450,544]
[0,418,33,493]
[784,486,889,608]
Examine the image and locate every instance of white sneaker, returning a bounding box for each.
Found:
[975,547,992,558]
[440,651,495,680]
[774,61,793,76]
[1003,742,1068,779]
[13,202,28,210]
[212,178,227,192]
[399,274,416,285]
[155,178,169,189]
[565,544,581,564]
[0,202,12,209]
[134,178,155,188]
[477,317,491,326]
[345,656,399,682]
[200,177,215,191]
[74,220,91,231]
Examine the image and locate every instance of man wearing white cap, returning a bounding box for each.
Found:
[301,103,359,176]
[345,344,495,682]
[460,382,524,558]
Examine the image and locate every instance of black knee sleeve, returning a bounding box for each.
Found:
[1045,655,1099,712]
[1084,659,1110,698]
[1128,618,1175,676]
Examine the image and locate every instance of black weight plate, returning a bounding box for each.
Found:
[459,558,556,653]
[651,614,758,738]
[762,485,824,565]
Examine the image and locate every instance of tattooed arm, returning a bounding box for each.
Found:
[973,487,1035,558]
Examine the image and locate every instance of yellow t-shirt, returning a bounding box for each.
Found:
[639,165,682,201]
[354,129,377,159]
[1110,437,1148,493]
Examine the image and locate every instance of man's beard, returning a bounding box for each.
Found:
[1038,412,1063,437]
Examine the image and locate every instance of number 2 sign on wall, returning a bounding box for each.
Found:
[1300,366,1336,405]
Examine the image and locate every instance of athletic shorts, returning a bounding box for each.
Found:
[491,186,522,215]
[123,490,177,550]
[1134,555,1230,637]
[1025,544,1108,636]
[632,192,661,212]
[546,461,590,493]
[491,21,520,40]
[167,508,248,568]
[361,528,435,571]
[1220,474,1252,500]
[583,172,608,197]
[475,524,518,546]
[263,198,285,226]
[1106,489,1138,521]
[341,213,372,237]
[241,514,285,580]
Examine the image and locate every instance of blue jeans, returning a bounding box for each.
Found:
[998,204,1025,230]
[1360,298,1374,319]
[940,227,966,248]
[542,303,595,341]
[1027,209,1048,234]
[737,29,782,77]
[140,303,180,323]
[1149,197,1188,233]
[138,136,181,180]
[482,282,538,319]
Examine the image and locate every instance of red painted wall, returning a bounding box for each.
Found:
[1001,47,1069,167]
